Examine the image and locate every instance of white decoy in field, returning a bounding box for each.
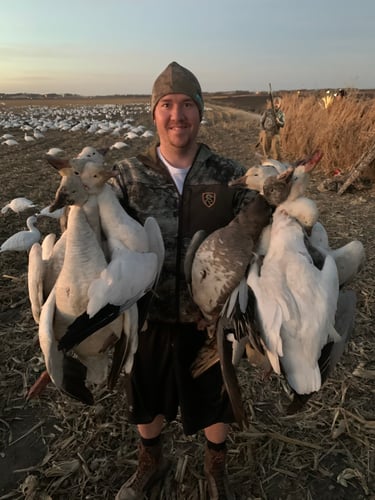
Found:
[0,215,41,253]
[110,141,128,150]
[34,129,45,139]
[24,132,36,142]
[36,205,65,219]
[1,197,37,214]
[1,133,16,140]
[46,147,65,157]
[1,139,19,146]
[76,146,108,164]
[247,208,340,395]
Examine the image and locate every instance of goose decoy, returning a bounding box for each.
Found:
[1,197,37,214]
[76,146,109,164]
[1,139,19,146]
[37,205,65,219]
[46,147,65,157]
[0,215,41,253]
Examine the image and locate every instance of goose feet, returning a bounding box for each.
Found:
[27,370,51,400]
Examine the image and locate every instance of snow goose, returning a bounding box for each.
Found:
[28,191,124,403]
[230,151,323,200]
[185,172,295,424]
[58,159,165,360]
[41,159,164,389]
[247,207,341,396]
[28,233,57,323]
[46,156,102,242]
[74,159,160,254]
[0,215,41,253]
[1,197,37,214]
[309,222,366,286]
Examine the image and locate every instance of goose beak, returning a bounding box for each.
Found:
[228,174,247,187]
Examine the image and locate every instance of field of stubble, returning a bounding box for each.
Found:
[0,96,374,500]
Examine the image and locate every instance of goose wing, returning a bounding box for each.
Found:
[28,243,44,324]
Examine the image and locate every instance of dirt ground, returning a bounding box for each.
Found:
[0,98,374,500]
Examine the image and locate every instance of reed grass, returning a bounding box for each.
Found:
[281,93,375,177]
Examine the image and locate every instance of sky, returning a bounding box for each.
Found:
[1,0,374,95]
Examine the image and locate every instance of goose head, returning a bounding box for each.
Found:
[262,168,294,206]
[70,159,119,195]
[49,173,88,211]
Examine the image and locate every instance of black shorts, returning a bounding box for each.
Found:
[125,322,234,435]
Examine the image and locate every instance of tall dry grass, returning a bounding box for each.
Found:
[280,93,375,176]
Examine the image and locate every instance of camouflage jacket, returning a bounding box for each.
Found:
[260,108,285,134]
[112,143,252,323]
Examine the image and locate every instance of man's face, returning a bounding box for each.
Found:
[154,93,201,150]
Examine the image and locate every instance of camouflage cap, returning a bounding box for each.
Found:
[151,61,204,119]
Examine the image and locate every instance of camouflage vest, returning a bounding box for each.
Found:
[112,144,251,323]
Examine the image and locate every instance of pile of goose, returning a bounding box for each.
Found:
[26,148,165,404]
[185,152,365,421]
[4,144,364,415]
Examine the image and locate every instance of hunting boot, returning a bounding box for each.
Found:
[204,443,235,500]
[115,440,169,500]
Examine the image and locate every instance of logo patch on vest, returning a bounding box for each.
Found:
[202,192,216,208]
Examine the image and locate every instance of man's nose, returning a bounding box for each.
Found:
[171,104,185,119]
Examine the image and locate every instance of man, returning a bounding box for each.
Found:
[114,61,265,500]
[259,96,285,160]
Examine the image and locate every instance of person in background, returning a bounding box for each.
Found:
[259,96,285,160]
[113,61,267,500]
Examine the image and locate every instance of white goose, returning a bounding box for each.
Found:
[28,233,57,323]
[242,157,365,287]
[247,208,341,395]
[0,215,41,253]
[29,156,163,401]
[60,159,164,351]
[28,180,124,403]
[185,170,296,424]
[309,222,366,286]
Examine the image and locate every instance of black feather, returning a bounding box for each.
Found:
[58,303,120,352]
